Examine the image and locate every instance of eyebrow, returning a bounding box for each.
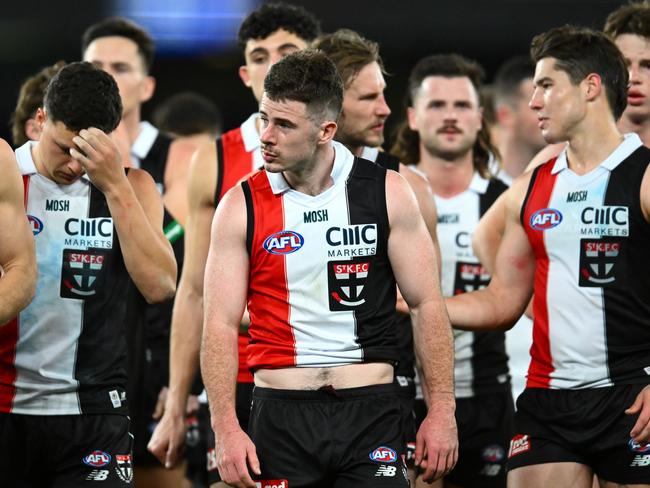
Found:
[534,76,553,86]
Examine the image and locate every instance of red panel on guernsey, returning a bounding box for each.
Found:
[245,171,295,369]
[0,175,30,411]
[522,161,558,389]
[218,128,256,382]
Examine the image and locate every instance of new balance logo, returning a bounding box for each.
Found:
[86,470,109,481]
[631,455,650,467]
[375,465,397,477]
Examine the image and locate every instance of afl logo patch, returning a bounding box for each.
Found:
[369,446,397,463]
[263,231,304,255]
[27,215,44,235]
[629,438,650,453]
[83,450,112,467]
[530,208,562,230]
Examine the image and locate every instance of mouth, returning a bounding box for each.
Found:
[627,90,646,106]
[261,148,278,163]
[537,117,549,130]
[438,126,462,135]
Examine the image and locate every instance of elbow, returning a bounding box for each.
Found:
[142,270,177,304]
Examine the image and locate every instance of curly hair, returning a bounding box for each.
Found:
[604,1,650,39]
[531,25,628,120]
[264,49,343,122]
[44,62,122,133]
[11,61,66,146]
[238,3,320,49]
[82,17,155,73]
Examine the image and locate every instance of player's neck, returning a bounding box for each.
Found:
[498,133,538,179]
[282,143,336,196]
[417,146,474,199]
[566,117,623,175]
[617,113,650,146]
[121,108,142,146]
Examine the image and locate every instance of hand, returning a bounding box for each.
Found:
[147,407,187,468]
[152,386,168,420]
[216,426,261,488]
[626,385,650,444]
[414,409,458,482]
[70,127,127,193]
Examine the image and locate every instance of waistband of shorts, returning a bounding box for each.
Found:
[252,382,399,402]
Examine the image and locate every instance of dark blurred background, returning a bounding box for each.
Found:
[1,0,628,146]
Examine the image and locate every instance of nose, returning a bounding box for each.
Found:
[629,63,641,85]
[529,87,543,111]
[68,159,84,176]
[260,123,276,146]
[376,94,391,118]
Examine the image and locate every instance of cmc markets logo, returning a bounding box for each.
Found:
[83,450,111,468]
[27,215,44,235]
[263,230,304,255]
[369,446,397,463]
[530,208,562,230]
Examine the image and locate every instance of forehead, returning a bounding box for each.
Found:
[533,57,571,82]
[346,61,386,93]
[84,36,141,63]
[44,118,77,142]
[416,76,479,103]
[615,33,650,59]
[244,28,308,57]
[260,93,310,119]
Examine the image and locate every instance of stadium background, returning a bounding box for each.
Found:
[2,0,629,145]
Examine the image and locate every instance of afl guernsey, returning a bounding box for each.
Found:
[243,142,397,369]
[436,172,510,398]
[522,133,650,390]
[0,142,131,415]
[215,113,261,382]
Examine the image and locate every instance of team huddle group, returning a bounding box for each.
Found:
[1,2,650,488]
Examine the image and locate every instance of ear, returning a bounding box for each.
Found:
[35,107,47,129]
[584,73,602,102]
[318,120,338,144]
[239,65,252,88]
[140,75,156,103]
[495,104,514,128]
[25,118,42,141]
[407,106,418,131]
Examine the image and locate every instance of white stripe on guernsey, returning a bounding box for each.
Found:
[283,182,362,366]
[435,188,483,397]
[544,170,611,389]
[13,175,89,414]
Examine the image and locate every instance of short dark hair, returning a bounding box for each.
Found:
[392,54,498,177]
[604,1,650,40]
[152,92,222,137]
[530,25,628,120]
[11,60,66,146]
[82,17,155,73]
[264,49,343,122]
[238,3,320,50]
[44,62,122,133]
[312,29,384,88]
[493,55,535,107]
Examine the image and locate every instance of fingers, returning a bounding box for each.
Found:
[247,442,261,476]
[629,388,650,442]
[152,387,168,420]
[164,438,182,469]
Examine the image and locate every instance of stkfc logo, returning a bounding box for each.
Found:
[60,249,108,298]
[328,260,370,310]
[579,239,623,287]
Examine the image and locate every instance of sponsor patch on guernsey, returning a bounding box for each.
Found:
[508,434,531,458]
[369,446,397,463]
[83,450,112,468]
[263,230,304,255]
[530,208,562,230]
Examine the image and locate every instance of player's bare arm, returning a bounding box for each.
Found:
[626,162,650,444]
[161,136,203,227]
[385,169,457,482]
[447,173,535,331]
[202,184,260,488]
[0,139,36,325]
[70,127,176,303]
[148,140,218,467]
[396,164,440,314]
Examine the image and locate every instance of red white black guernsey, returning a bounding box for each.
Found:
[522,134,650,390]
[436,172,510,398]
[243,142,397,369]
[215,114,260,382]
[0,142,131,415]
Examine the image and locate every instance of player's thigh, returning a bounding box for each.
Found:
[507,462,593,488]
[134,462,190,488]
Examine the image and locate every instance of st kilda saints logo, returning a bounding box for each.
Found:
[328,259,371,310]
[454,261,490,295]
[60,248,108,298]
[579,238,623,287]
